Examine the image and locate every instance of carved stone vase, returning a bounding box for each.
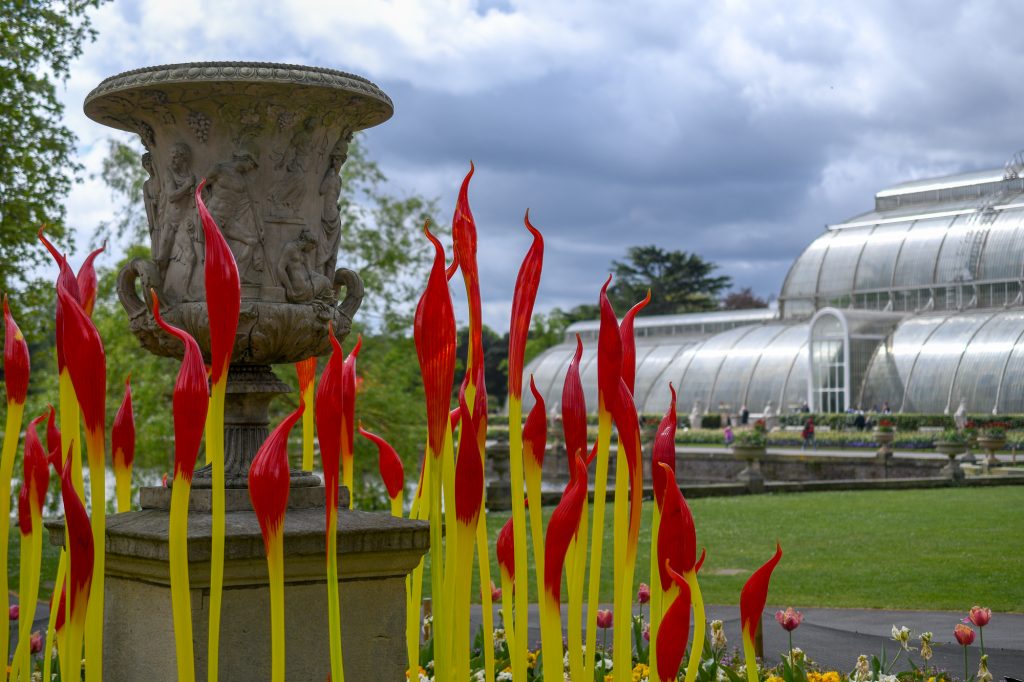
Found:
[85,62,393,485]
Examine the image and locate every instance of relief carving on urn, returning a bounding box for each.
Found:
[89,63,392,366]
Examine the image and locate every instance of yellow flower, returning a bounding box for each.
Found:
[605,675,614,682]
[526,651,538,670]
[632,662,650,681]
[808,673,822,682]
[767,676,785,682]
[822,673,841,682]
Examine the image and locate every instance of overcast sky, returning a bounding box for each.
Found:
[57,0,1024,331]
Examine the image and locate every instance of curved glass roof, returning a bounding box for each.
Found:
[522,322,809,416]
[780,170,1024,318]
[859,309,1024,413]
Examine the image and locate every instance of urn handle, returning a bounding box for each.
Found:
[116,258,162,318]
[333,268,364,321]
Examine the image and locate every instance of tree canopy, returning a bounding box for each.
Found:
[0,0,105,303]
[607,244,731,315]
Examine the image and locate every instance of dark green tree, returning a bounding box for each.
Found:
[0,0,106,330]
[608,245,731,315]
[721,287,769,310]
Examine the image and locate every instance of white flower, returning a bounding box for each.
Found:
[879,675,899,682]
[890,625,910,647]
[497,672,514,682]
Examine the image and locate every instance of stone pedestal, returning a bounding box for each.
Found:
[49,485,428,681]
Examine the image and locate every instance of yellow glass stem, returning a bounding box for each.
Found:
[428,445,448,679]
[207,381,227,682]
[42,549,67,682]
[742,628,758,682]
[203,396,213,465]
[326,506,345,682]
[169,478,196,682]
[498,569,517,657]
[611,441,630,682]
[440,430,459,680]
[12,529,30,681]
[390,494,403,519]
[0,400,24,671]
[16,510,43,682]
[342,451,354,509]
[115,465,132,513]
[475,495,496,682]
[267,534,286,682]
[301,383,315,472]
[83,427,106,682]
[567,508,589,682]
[406,459,430,675]
[584,407,611,681]
[453,522,476,679]
[58,371,84,497]
[684,571,706,682]
[506,397,529,682]
[616,435,643,682]
[648,503,662,682]
[525,461,546,627]
[541,592,564,682]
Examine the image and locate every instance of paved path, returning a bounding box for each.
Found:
[470,604,1024,679]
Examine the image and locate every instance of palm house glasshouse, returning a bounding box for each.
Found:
[523,161,1024,416]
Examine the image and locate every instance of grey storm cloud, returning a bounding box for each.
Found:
[58,0,1024,329]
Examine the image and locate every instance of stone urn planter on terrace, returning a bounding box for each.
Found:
[934,439,966,482]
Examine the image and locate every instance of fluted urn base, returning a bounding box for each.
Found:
[191,364,320,489]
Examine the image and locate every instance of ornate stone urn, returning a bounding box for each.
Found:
[85,62,393,485]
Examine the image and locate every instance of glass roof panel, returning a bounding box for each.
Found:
[781,231,834,300]
[816,226,873,297]
[853,222,912,291]
[892,216,955,287]
[978,208,1024,282]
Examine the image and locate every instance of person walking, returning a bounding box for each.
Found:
[801,416,816,450]
[723,424,734,446]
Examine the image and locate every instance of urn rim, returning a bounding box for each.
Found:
[84,60,393,129]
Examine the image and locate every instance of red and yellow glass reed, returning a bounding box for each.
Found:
[195,180,241,682]
[360,425,405,517]
[248,404,305,682]
[295,357,317,472]
[656,559,693,682]
[506,209,544,679]
[153,292,210,682]
[315,323,347,682]
[58,451,93,682]
[740,544,783,682]
[340,335,361,506]
[648,384,677,681]
[1,297,29,671]
[55,282,107,681]
[413,223,456,678]
[11,414,49,681]
[585,277,620,681]
[541,453,588,682]
[111,375,135,512]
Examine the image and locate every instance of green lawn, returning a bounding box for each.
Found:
[423,485,1024,611]
[15,486,1023,613]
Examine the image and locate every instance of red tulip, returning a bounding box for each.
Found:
[195,180,240,384]
[29,631,42,654]
[152,292,209,483]
[249,404,304,550]
[656,560,692,682]
[561,335,587,470]
[414,224,456,458]
[490,581,502,602]
[9,605,18,621]
[775,608,803,631]
[740,544,783,653]
[507,210,544,401]
[3,297,29,406]
[523,376,547,473]
[954,623,976,646]
[544,454,588,602]
[969,606,992,627]
[637,583,650,605]
[75,240,106,317]
[618,290,650,394]
[359,426,404,501]
[596,609,613,629]
[315,324,345,514]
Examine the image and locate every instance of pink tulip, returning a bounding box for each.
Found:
[637,583,650,605]
[30,631,42,654]
[954,623,975,646]
[968,606,992,627]
[597,609,613,629]
[8,605,17,620]
[490,581,502,602]
[775,607,803,631]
